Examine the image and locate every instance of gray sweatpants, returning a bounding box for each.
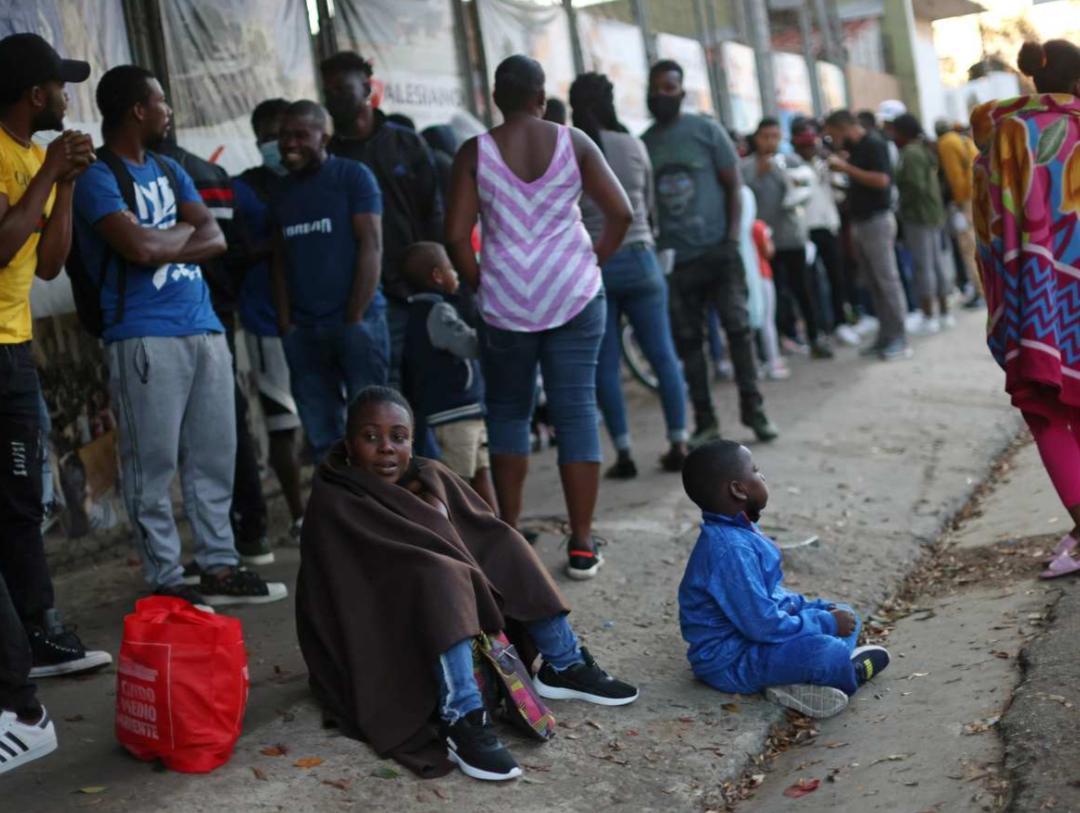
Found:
[903,221,950,302]
[108,334,238,589]
[851,212,907,346]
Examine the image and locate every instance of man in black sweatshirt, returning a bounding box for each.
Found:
[320,51,444,388]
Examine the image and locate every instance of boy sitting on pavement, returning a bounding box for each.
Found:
[401,241,497,510]
[677,440,890,718]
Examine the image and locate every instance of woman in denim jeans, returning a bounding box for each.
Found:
[446,56,632,580]
[570,72,690,479]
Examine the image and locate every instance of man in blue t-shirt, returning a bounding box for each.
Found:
[231,98,305,541]
[73,65,286,609]
[270,100,387,462]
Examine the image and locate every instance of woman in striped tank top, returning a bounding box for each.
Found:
[446,55,633,580]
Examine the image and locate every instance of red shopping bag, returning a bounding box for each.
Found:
[115,596,249,773]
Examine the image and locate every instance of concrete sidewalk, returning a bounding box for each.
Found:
[10,311,1019,812]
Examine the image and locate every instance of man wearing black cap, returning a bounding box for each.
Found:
[0,31,107,775]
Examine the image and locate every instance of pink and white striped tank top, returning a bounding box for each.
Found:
[476,126,600,332]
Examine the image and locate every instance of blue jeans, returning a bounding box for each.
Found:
[481,295,605,464]
[596,246,688,450]
[282,309,390,462]
[696,604,861,696]
[436,615,581,723]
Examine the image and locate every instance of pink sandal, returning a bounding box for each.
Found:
[1040,551,1080,580]
[1042,534,1078,566]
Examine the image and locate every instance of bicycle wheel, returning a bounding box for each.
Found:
[620,320,659,392]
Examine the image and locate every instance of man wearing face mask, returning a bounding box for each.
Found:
[231,98,305,545]
[320,51,444,389]
[641,60,777,447]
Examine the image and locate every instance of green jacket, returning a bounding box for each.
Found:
[896,141,945,226]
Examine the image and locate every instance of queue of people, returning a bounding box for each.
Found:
[3,23,1074,786]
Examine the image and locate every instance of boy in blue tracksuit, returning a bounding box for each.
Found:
[677,440,891,718]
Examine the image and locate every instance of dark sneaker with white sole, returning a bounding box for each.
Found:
[851,645,891,685]
[199,567,287,606]
[765,684,849,719]
[154,583,215,613]
[442,710,522,781]
[181,560,202,586]
[27,609,113,678]
[0,707,58,775]
[566,547,604,580]
[533,647,638,705]
[236,536,274,566]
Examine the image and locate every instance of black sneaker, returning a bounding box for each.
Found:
[27,609,112,678]
[155,583,215,613]
[442,709,522,781]
[236,536,275,566]
[742,411,779,442]
[181,560,202,586]
[810,340,835,360]
[566,537,604,581]
[659,445,688,473]
[533,647,638,706]
[199,567,288,606]
[851,645,891,685]
[604,453,638,480]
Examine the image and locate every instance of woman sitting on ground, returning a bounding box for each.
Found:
[295,386,638,782]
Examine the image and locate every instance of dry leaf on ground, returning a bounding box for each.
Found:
[293,757,323,768]
[783,778,821,798]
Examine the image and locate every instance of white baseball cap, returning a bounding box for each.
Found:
[877,99,907,124]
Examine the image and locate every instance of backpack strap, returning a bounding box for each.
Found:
[89,146,137,327]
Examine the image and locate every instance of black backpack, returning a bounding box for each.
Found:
[67,147,179,337]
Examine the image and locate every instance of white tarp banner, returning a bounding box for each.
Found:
[577,13,649,135]
[335,0,469,130]
[721,41,761,136]
[162,0,319,175]
[773,52,814,117]
[477,0,576,106]
[817,61,848,113]
[656,33,714,118]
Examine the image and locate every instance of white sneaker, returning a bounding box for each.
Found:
[834,325,860,347]
[852,315,879,337]
[765,362,791,380]
[765,684,849,719]
[0,707,58,775]
[940,313,956,330]
[908,315,940,336]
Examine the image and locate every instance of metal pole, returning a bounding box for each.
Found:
[631,0,657,67]
[743,0,777,117]
[798,4,824,116]
[121,0,171,98]
[450,0,482,120]
[314,0,338,62]
[701,0,734,126]
[562,0,587,76]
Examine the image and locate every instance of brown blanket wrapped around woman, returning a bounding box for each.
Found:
[295,442,569,776]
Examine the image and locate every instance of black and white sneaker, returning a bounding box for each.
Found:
[533,647,638,706]
[154,584,215,613]
[236,536,275,567]
[566,537,605,580]
[199,567,288,606]
[442,709,522,781]
[27,609,112,678]
[0,707,58,775]
[851,645,891,685]
[765,684,849,719]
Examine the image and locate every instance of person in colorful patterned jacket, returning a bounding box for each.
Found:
[971,40,1080,579]
[445,55,632,581]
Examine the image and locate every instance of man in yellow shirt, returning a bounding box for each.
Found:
[0,33,110,772]
[935,120,982,307]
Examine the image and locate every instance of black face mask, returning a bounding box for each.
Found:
[647,94,681,124]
